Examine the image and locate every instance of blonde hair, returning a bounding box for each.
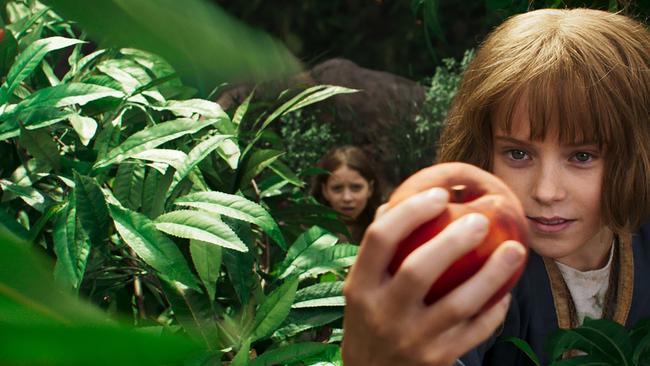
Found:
[438,8,650,233]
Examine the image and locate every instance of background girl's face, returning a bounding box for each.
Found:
[322,165,373,220]
[491,102,612,271]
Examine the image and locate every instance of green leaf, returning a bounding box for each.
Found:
[190,239,222,303]
[239,149,284,190]
[222,222,255,306]
[0,36,85,104]
[44,0,301,95]
[174,191,286,249]
[53,198,90,290]
[547,318,633,365]
[144,167,175,219]
[248,343,339,366]
[0,179,49,212]
[293,282,345,308]
[548,355,613,366]
[154,210,247,252]
[269,160,304,188]
[215,138,240,170]
[132,149,187,171]
[166,134,230,198]
[247,276,299,342]
[231,339,250,366]
[292,244,358,280]
[93,117,219,168]
[256,85,357,135]
[109,204,200,290]
[0,108,75,140]
[502,337,541,366]
[272,307,343,341]
[19,127,60,171]
[0,27,18,80]
[232,91,253,127]
[159,279,220,351]
[154,99,227,119]
[113,162,145,211]
[0,323,201,366]
[68,115,97,146]
[73,172,109,245]
[1,83,124,123]
[634,333,650,365]
[277,226,338,278]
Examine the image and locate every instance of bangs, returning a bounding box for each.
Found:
[492,71,622,149]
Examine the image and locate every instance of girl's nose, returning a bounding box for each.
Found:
[532,165,566,204]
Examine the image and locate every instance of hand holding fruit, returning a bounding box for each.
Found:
[342,163,528,366]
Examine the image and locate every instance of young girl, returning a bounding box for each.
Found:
[311,146,383,243]
[342,8,650,366]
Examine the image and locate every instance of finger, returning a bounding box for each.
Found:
[443,293,511,358]
[385,212,489,305]
[423,241,525,334]
[350,187,449,288]
[375,203,388,218]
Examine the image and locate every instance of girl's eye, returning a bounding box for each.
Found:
[573,152,593,162]
[508,149,528,160]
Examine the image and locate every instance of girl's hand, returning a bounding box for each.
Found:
[342,187,526,366]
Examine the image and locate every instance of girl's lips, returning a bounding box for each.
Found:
[527,216,575,234]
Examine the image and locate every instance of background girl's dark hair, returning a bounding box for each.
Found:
[310,145,383,227]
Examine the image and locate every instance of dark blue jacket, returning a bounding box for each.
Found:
[460,219,650,365]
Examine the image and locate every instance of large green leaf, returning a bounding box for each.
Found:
[0,178,49,212]
[248,342,339,366]
[547,318,633,365]
[113,162,145,211]
[73,172,109,245]
[276,226,339,278]
[292,281,345,309]
[159,279,220,351]
[502,337,541,366]
[109,204,200,290]
[154,210,247,252]
[0,27,18,86]
[132,149,187,171]
[0,228,200,364]
[154,99,227,119]
[190,239,222,303]
[166,134,230,199]
[247,276,299,343]
[43,0,301,95]
[174,191,286,249]
[52,198,91,290]
[222,221,256,306]
[19,127,60,171]
[0,36,84,104]
[93,117,218,168]
[291,244,358,280]
[0,208,29,241]
[271,307,343,341]
[238,149,284,190]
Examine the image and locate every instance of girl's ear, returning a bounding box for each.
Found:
[321,182,331,203]
[367,180,375,198]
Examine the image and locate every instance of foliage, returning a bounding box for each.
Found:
[390,49,474,181]
[278,108,350,176]
[506,317,650,366]
[0,2,357,364]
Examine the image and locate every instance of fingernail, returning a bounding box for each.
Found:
[459,213,489,230]
[426,187,449,204]
[503,244,525,265]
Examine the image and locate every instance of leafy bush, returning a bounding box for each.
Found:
[391,49,474,180]
[0,2,358,364]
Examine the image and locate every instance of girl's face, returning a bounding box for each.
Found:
[322,165,373,220]
[491,102,613,271]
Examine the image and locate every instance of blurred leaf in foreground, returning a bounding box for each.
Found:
[42,0,302,95]
[0,227,202,365]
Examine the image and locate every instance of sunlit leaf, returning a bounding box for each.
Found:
[52,197,90,290]
[248,342,338,366]
[174,191,285,249]
[155,210,247,252]
[292,282,345,308]
[113,162,145,211]
[109,204,200,290]
[94,117,218,168]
